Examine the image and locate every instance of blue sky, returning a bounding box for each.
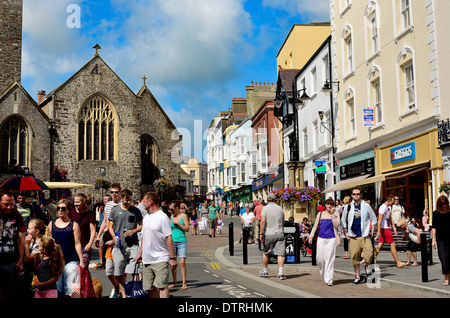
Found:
[21,0,330,162]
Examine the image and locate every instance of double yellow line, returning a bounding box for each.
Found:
[204,250,220,270]
[210,262,220,270]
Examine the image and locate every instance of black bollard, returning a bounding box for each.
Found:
[229,222,234,256]
[243,227,248,265]
[311,236,317,266]
[420,232,428,282]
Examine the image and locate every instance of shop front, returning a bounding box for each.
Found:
[230,185,252,204]
[252,164,284,202]
[324,148,379,210]
[375,129,443,226]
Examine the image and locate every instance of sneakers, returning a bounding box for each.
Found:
[352,278,362,285]
[258,270,268,277]
[258,270,286,280]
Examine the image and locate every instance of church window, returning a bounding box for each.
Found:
[0,117,29,168]
[78,95,116,161]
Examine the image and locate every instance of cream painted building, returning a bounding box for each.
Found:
[277,23,331,71]
[330,0,445,221]
[181,157,208,199]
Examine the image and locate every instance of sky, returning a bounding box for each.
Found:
[21,0,331,163]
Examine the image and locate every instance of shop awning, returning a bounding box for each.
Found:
[323,163,430,194]
[382,163,429,180]
[44,182,95,189]
[323,174,383,193]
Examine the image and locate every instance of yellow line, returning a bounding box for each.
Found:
[210,262,220,270]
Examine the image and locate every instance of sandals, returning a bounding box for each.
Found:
[443,281,449,286]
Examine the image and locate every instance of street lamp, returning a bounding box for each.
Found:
[275,79,311,186]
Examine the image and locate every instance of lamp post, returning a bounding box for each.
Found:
[274,80,311,188]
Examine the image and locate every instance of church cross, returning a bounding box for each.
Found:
[142,75,148,86]
[93,44,101,56]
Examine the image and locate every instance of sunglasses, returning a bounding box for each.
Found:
[352,193,361,196]
[110,191,120,194]
[57,206,67,211]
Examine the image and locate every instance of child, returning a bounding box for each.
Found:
[24,218,47,297]
[217,218,223,235]
[34,237,65,298]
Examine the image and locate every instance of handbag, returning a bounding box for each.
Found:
[124,265,147,298]
[80,265,95,298]
[71,266,81,298]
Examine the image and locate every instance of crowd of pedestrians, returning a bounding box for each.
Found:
[1,182,450,298]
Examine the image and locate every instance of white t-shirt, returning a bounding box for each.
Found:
[378,204,391,229]
[141,210,172,264]
[241,212,255,228]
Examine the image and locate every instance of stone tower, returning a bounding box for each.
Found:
[0,0,23,93]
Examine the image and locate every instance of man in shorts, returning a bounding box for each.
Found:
[136,192,177,298]
[108,189,143,298]
[375,194,406,268]
[258,192,286,280]
[341,187,377,284]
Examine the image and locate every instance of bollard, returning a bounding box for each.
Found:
[420,232,428,282]
[311,236,317,266]
[243,227,248,265]
[229,222,234,256]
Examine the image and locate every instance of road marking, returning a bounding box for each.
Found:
[210,262,220,270]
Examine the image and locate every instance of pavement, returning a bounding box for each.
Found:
[211,216,450,298]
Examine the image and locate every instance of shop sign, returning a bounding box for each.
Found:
[315,160,326,175]
[363,108,374,127]
[390,142,415,164]
[340,158,374,180]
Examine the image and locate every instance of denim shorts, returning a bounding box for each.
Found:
[173,241,187,258]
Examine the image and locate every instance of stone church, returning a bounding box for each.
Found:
[0,0,182,197]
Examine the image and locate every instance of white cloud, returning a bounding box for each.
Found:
[261,0,331,22]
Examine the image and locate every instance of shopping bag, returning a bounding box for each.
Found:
[124,265,147,298]
[198,220,205,231]
[80,265,95,298]
[71,266,81,298]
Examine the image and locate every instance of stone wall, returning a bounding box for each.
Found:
[0,0,22,94]
[0,84,51,183]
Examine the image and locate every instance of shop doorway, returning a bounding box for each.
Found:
[383,171,426,227]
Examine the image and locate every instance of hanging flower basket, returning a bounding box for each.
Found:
[153,178,171,194]
[93,178,111,190]
[271,186,322,205]
[439,181,450,194]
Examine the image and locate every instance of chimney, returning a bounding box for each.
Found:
[37,90,46,105]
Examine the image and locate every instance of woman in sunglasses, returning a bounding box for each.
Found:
[47,199,84,298]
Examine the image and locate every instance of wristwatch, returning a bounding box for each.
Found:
[170,257,177,260]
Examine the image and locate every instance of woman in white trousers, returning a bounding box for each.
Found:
[309,197,341,286]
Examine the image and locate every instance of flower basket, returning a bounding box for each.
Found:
[93,178,111,190]
[439,181,450,194]
[271,186,322,205]
[153,178,171,194]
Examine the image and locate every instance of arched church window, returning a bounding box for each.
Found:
[78,95,116,161]
[0,117,29,167]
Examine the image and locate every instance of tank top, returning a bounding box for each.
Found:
[51,220,79,263]
[171,216,187,243]
[318,218,335,239]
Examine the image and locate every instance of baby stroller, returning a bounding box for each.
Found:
[300,235,313,257]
